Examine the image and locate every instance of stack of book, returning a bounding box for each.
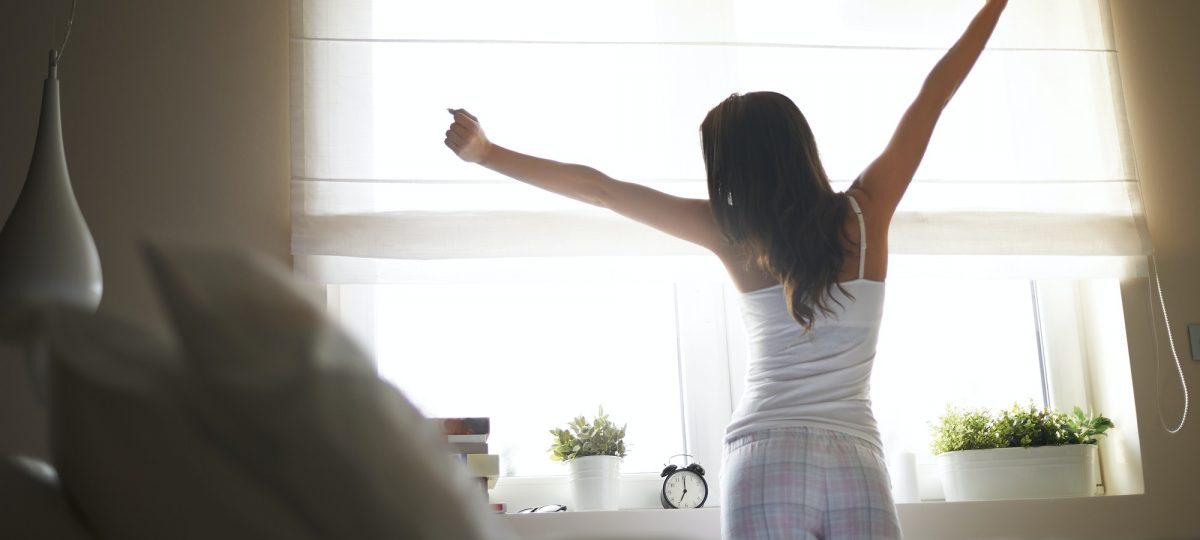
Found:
[431,417,503,512]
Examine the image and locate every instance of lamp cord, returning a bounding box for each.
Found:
[52,0,78,66]
[1150,254,1188,434]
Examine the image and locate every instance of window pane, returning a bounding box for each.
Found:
[871,278,1044,462]
[358,280,685,476]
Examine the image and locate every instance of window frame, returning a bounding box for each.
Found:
[323,268,738,509]
[324,272,1137,508]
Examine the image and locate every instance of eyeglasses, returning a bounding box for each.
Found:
[517,504,567,513]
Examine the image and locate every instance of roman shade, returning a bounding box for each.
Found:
[290,0,1150,282]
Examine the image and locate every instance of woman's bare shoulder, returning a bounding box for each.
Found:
[844,175,894,223]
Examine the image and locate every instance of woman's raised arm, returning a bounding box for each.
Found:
[855,0,1009,216]
[444,109,729,253]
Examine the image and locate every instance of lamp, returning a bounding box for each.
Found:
[0,0,102,312]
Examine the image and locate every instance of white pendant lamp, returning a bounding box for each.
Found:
[0,1,102,312]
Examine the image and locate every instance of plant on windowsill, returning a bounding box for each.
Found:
[931,402,1114,502]
[548,406,627,511]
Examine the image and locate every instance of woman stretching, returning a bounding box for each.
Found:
[445,1,1007,537]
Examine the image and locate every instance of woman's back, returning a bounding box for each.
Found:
[728,279,885,447]
[718,185,885,292]
[723,195,886,450]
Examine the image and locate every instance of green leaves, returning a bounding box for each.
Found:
[931,407,998,455]
[994,402,1074,448]
[1068,405,1114,444]
[547,406,629,461]
[931,402,1115,455]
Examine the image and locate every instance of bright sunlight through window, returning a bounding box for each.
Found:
[336,266,1046,479]
[364,280,685,476]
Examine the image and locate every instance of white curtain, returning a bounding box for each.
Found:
[290,0,1150,283]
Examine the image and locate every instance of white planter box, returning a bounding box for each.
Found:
[936,444,1098,502]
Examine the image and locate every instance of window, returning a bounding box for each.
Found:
[869,279,1045,463]
[328,256,734,476]
[329,266,1135,507]
[296,0,1150,509]
[354,279,685,476]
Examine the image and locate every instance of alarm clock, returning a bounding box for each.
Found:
[660,455,708,509]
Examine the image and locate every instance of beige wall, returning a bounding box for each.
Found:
[1110,0,1200,531]
[0,0,290,457]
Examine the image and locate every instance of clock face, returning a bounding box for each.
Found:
[663,470,707,509]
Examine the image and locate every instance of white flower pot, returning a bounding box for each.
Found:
[936,444,1099,502]
[567,455,621,511]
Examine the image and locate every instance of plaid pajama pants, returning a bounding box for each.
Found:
[721,426,902,540]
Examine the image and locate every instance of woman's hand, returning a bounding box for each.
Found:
[444,108,492,164]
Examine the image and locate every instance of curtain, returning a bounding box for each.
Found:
[290,0,1150,283]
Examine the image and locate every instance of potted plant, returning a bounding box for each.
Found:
[548,406,628,511]
[931,403,1114,501]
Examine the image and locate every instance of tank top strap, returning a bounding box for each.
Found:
[846,195,867,280]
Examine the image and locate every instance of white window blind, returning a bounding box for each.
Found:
[290,0,1151,281]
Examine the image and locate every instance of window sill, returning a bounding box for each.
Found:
[898,491,1135,505]
[492,473,691,512]
[497,507,720,539]
[496,496,1146,540]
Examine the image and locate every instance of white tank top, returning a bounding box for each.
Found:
[724,196,885,451]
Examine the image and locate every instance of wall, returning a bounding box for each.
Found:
[0,0,290,458]
[1109,0,1200,530]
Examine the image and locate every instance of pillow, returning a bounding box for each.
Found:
[40,243,511,539]
[142,243,511,540]
[0,456,96,540]
[44,303,320,539]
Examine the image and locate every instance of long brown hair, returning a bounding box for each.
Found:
[701,91,854,329]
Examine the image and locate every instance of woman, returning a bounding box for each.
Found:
[445,2,1008,537]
